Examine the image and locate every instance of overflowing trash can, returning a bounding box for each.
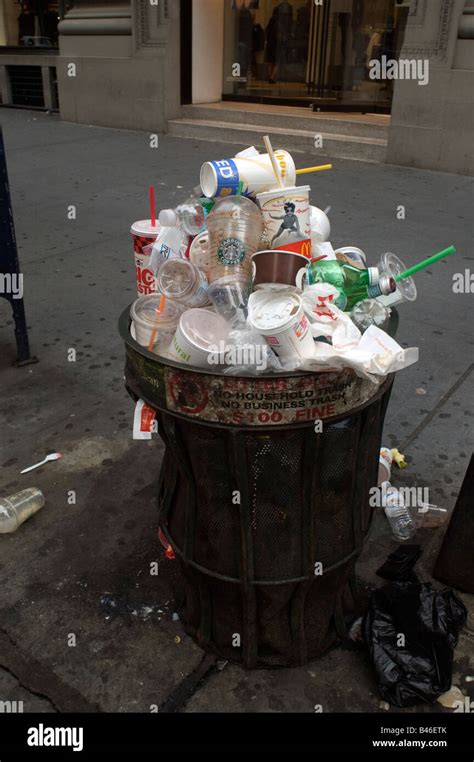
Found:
[121,308,396,668]
[118,138,457,669]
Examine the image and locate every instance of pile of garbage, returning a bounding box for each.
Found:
[130,140,455,381]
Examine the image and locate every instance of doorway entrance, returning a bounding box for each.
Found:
[222,0,409,112]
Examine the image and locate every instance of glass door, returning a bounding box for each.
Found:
[222,0,313,103]
[313,0,410,110]
[222,0,408,112]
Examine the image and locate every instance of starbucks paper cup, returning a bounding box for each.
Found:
[248,291,315,362]
[257,186,311,258]
[167,308,231,368]
[200,150,296,199]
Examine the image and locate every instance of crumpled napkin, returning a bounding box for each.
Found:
[250,283,418,381]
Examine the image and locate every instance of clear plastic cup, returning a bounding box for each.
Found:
[207,196,263,284]
[208,274,252,327]
[189,231,210,275]
[0,488,45,533]
[130,293,182,354]
[156,259,210,308]
[377,252,417,307]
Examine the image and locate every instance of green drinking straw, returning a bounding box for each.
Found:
[395,245,457,281]
[237,181,243,196]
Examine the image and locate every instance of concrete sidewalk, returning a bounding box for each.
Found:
[0,108,472,714]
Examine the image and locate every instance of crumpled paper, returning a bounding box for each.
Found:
[301,325,419,382]
[248,283,418,382]
[301,283,359,344]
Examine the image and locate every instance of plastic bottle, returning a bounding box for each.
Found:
[159,197,208,237]
[380,481,415,541]
[309,259,396,309]
[344,274,396,311]
[0,488,45,533]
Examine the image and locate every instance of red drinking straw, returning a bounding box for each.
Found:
[150,185,156,227]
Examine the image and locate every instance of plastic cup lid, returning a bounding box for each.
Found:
[256,185,310,202]
[131,220,160,236]
[181,309,230,350]
[131,294,180,325]
[252,293,301,331]
[380,252,417,301]
[158,259,195,297]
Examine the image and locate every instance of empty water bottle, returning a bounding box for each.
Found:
[159,197,208,237]
[0,488,45,534]
[380,481,415,541]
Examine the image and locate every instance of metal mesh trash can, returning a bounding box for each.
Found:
[121,308,395,668]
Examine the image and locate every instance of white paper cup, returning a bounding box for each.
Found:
[200,150,296,198]
[249,292,315,362]
[167,308,231,367]
[257,185,311,258]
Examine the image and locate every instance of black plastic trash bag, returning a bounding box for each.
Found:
[363,581,467,707]
[376,544,422,582]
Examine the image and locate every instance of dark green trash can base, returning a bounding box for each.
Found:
[121,306,395,668]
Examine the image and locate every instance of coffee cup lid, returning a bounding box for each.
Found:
[181,309,230,350]
[251,292,301,331]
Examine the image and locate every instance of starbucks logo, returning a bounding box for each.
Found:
[217,237,245,266]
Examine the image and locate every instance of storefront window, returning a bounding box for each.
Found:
[223,0,409,111]
[0,1,72,49]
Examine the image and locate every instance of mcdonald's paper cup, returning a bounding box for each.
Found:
[248,291,315,362]
[167,308,231,368]
[200,150,296,199]
[257,185,311,258]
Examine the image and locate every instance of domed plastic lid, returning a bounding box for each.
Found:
[380,252,417,302]
[157,259,195,299]
[131,293,181,325]
[181,309,230,350]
